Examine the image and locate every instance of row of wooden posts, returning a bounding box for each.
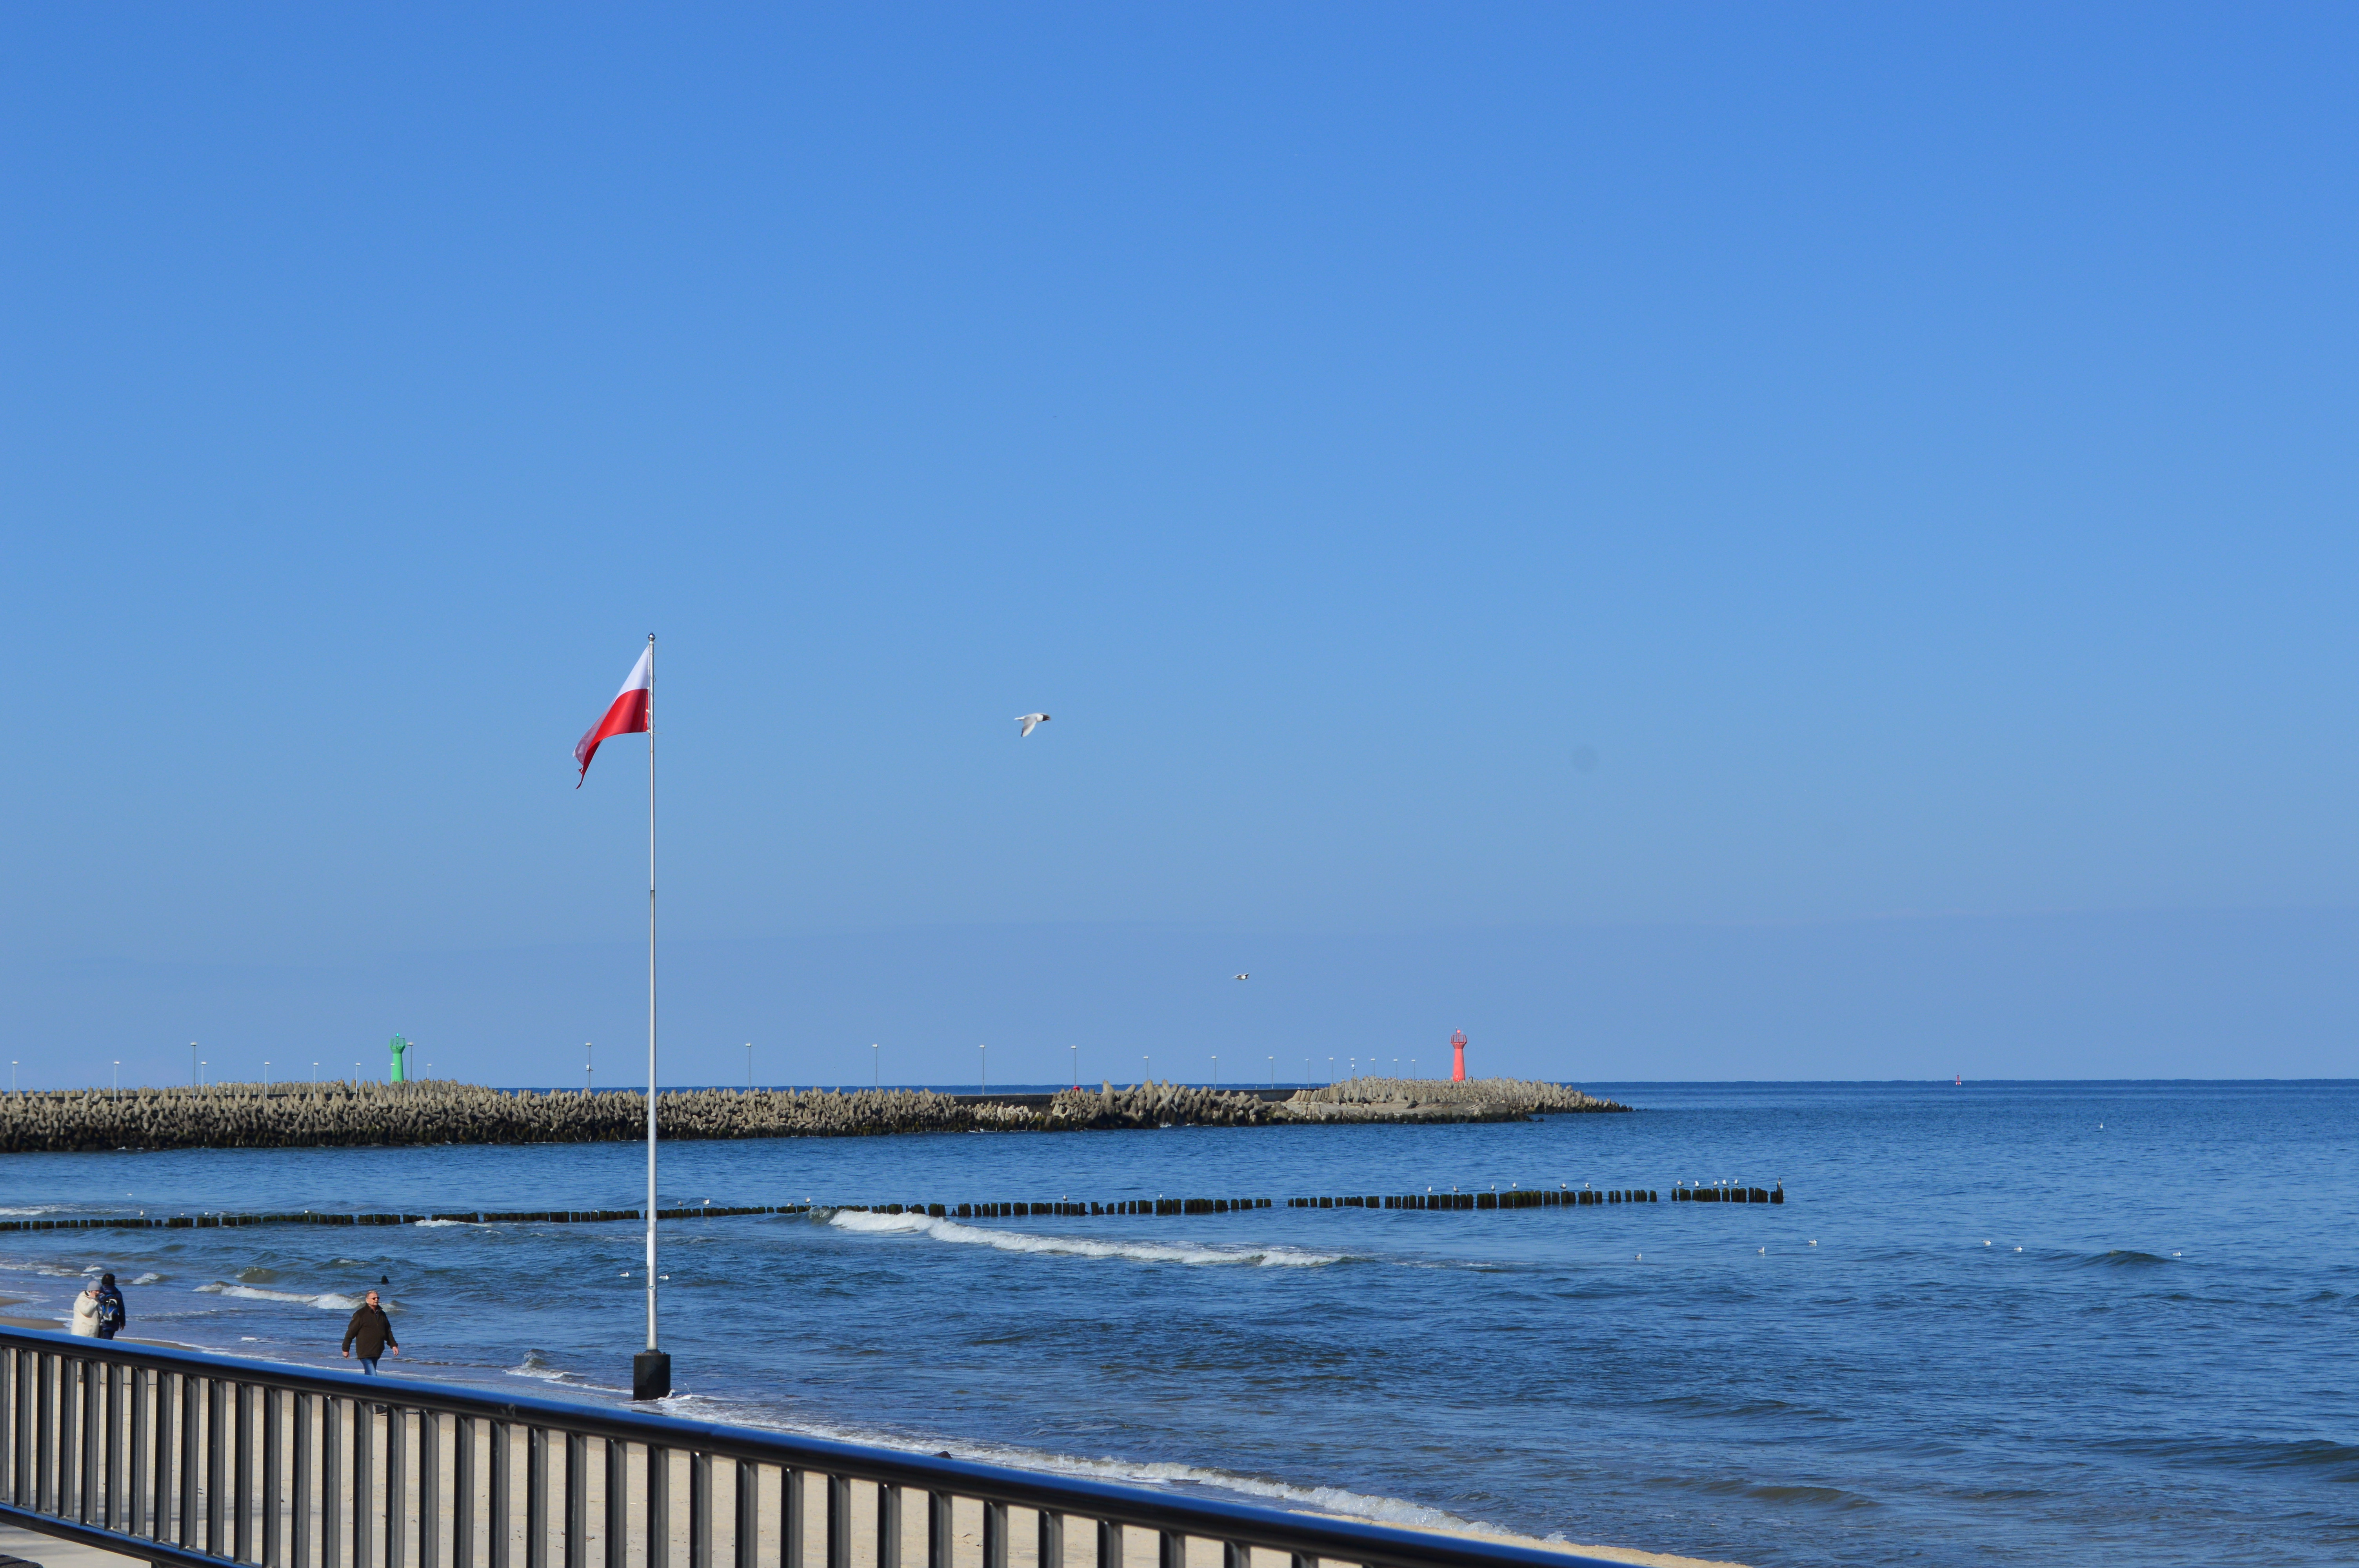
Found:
[0,1182,1782,1236]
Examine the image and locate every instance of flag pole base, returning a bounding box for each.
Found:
[632,1351,672,1401]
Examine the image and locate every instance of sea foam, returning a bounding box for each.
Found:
[828,1209,1341,1267]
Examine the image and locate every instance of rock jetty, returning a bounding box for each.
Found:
[0,1074,1624,1154]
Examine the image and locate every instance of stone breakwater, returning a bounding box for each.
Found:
[0,1075,1626,1154]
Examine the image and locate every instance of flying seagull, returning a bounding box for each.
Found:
[1015,713,1050,737]
[1233,973,1249,981]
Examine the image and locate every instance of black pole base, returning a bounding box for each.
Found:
[632,1351,672,1401]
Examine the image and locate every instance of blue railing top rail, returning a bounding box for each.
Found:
[0,1327,1634,1568]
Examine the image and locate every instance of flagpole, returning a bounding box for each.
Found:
[634,632,669,1400]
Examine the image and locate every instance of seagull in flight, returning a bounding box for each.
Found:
[1015,713,1050,737]
[1233,973,1249,981]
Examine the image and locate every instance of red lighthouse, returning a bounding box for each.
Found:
[1450,1029,1467,1082]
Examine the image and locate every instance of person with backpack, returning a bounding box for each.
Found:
[340,1289,399,1374]
[96,1274,126,1339]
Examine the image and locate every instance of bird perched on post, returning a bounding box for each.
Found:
[1015,713,1050,737]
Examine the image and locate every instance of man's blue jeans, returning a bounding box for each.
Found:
[358,1358,380,1375]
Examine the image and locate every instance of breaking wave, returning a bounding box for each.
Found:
[639,1387,1506,1535]
[828,1210,1342,1267]
[196,1282,367,1310]
[413,1218,486,1228]
[507,1350,574,1383]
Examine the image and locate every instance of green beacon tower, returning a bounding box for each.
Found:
[389,1035,411,1083]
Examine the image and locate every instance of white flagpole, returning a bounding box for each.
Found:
[639,632,667,1397]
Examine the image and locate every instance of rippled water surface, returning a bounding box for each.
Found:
[1,1080,2352,1567]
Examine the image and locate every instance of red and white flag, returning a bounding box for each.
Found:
[575,645,652,784]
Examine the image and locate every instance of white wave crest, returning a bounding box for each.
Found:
[412,1219,484,1228]
[627,1389,1502,1536]
[828,1210,1341,1267]
[0,1207,62,1216]
[507,1350,571,1383]
[196,1283,367,1310]
[133,1273,164,1285]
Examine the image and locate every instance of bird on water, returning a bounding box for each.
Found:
[1015,713,1050,737]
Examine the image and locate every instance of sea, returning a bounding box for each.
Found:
[0,1080,2351,1568]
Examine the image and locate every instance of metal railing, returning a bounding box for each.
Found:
[0,1330,1625,1568]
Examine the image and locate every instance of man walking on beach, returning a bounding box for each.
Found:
[340,1290,399,1374]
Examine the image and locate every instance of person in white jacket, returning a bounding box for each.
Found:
[69,1284,102,1337]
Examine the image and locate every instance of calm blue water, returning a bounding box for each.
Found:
[0,1081,2352,1567]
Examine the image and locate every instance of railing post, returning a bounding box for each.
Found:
[780,1469,805,1568]
[36,1352,54,1515]
[874,1481,900,1568]
[156,1368,179,1546]
[178,1372,199,1548]
[265,1387,284,1568]
[1222,1543,1248,1568]
[642,1445,666,1568]
[688,1452,711,1568]
[824,1474,849,1568]
[322,1396,342,1568]
[388,1405,408,1568]
[106,1362,125,1531]
[1157,1530,1183,1568]
[563,1432,585,1568]
[421,1411,442,1568]
[734,1463,760,1568]
[207,1376,227,1554]
[454,1418,477,1568]
[80,1358,102,1526]
[602,1439,625,1568]
[527,1427,548,1568]
[982,1501,1007,1568]
[238,1381,257,1561]
[294,1394,315,1568]
[1094,1519,1120,1568]
[926,1493,950,1568]
[489,1420,511,1568]
[353,1392,373,1568]
[1036,1508,1061,1568]
[60,1357,81,1523]
[129,1365,149,1539]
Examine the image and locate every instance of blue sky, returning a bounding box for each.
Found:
[3,6,2352,1087]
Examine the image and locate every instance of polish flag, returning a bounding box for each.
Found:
[575,646,652,784]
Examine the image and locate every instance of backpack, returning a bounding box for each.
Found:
[98,1292,123,1327]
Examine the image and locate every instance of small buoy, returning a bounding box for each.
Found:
[2014,1247,2022,1253]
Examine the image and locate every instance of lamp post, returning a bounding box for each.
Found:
[587,1042,594,1094]
[190,1044,198,1087]
[745,1042,752,1091]
[1327,1056,1334,1085]
[113,1062,121,1093]
[979,1044,986,1095]
[262,1062,269,1093]
[1142,1054,1150,1087]
[1070,1043,1078,1089]
[872,1044,879,1090]
[200,1060,207,1089]
[1267,1055,1274,1089]
[1212,1055,1218,1089]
